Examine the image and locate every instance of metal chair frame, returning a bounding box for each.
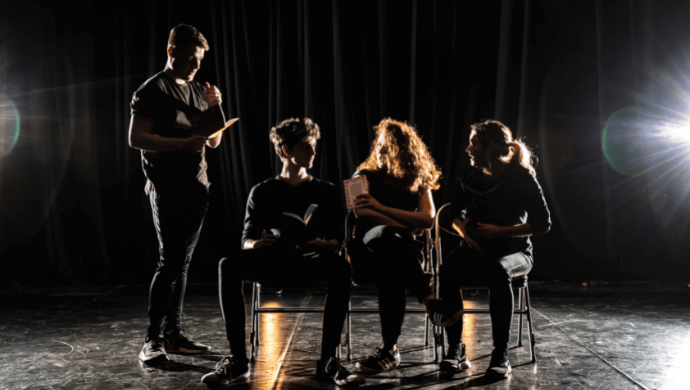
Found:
[433,203,537,364]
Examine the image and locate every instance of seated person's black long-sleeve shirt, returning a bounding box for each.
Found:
[241,176,344,249]
[450,162,551,257]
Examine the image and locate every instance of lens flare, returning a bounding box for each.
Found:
[0,92,20,158]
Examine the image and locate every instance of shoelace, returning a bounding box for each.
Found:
[215,356,231,372]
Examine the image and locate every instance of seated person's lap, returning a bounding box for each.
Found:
[225,248,350,284]
[442,245,533,285]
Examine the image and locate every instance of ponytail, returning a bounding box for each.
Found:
[509,140,536,177]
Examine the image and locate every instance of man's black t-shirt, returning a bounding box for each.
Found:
[130,71,210,195]
[241,176,344,249]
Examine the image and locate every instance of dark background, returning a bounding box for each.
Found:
[2,0,690,286]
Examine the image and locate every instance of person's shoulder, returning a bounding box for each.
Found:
[250,176,282,193]
[137,72,167,91]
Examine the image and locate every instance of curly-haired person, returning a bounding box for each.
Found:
[201,118,365,387]
[349,118,463,374]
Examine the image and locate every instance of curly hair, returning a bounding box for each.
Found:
[357,118,441,193]
[168,24,210,51]
[471,119,537,177]
[270,118,321,160]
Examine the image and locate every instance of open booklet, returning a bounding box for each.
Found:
[189,104,239,138]
[270,204,320,248]
[343,175,368,210]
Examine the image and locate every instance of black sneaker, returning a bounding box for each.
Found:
[485,349,511,378]
[317,357,365,386]
[164,329,210,354]
[355,347,401,373]
[425,299,463,327]
[139,337,169,364]
[200,355,250,386]
[439,343,472,373]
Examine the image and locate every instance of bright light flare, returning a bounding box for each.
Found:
[0,92,20,158]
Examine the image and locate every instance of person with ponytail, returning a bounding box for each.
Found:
[439,119,551,378]
[350,118,463,374]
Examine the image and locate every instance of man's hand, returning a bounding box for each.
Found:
[476,222,504,240]
[180,135,209,152]
[354,193,385,213]
[452,218,482,251]
[205,82,222,107]
[252,232,280,250]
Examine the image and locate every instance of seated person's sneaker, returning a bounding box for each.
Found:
[317,357,365,386]
[439,343,472,373]
[425,299,463,327]
[201,355,250,386]
[139,337,169,364]
[164,329,210,354]
[485,349,511,378]
[355,347,401,373]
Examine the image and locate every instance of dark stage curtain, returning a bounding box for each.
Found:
[2,0,690,285]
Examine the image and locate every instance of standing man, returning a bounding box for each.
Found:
[129,24,223,364]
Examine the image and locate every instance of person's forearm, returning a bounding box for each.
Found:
[355,208,412,230]
[378,205,434,230]
[321,239,340,252]
[130,132,183,152]
[499,223,533,238]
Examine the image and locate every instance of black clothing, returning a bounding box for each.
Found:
[223,175,349,360]
[442,162,549,351]
[130,71,210,195]
[349,170,432,347]
[450,163,551,257]
[146,185,208,340]
[440,246,532,351]
[219,250,350,359]
[131,72,212,341]
[241,176,343,249]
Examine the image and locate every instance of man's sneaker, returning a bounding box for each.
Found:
[200,355,250,386]
[355,347,401,373]
[164,329,210,354]
[139,337,169,364]
[485,349,511,378]
[439,343,472,373]
[425,299,463,327]
[317,357,365,386]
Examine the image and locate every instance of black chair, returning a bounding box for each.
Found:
[433,203,536,364]
[342,210,444,362]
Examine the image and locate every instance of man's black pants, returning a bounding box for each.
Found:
[146,186,208,340]
[219,248,351,360]
[440,244,532,352]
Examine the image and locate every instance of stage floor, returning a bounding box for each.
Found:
[1,280,688,389]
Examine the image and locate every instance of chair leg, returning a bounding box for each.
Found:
[424,316,430,346]
[518,287,524,347]
[524,284,537,364]
[347,301,352,362]
[250,282,258,361]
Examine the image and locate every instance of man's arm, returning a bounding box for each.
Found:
[204,82,223,149]
[128,115,208,152]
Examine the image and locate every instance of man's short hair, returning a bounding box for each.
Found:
[270,118,321,160]
[168,24,209,51]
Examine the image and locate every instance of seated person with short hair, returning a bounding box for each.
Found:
[201,118,364,387]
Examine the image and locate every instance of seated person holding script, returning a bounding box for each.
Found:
[201,118,365,387]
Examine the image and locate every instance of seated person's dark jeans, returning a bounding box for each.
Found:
[219,248,351,359]
[350,225,433,348]
[440,244,532,351]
